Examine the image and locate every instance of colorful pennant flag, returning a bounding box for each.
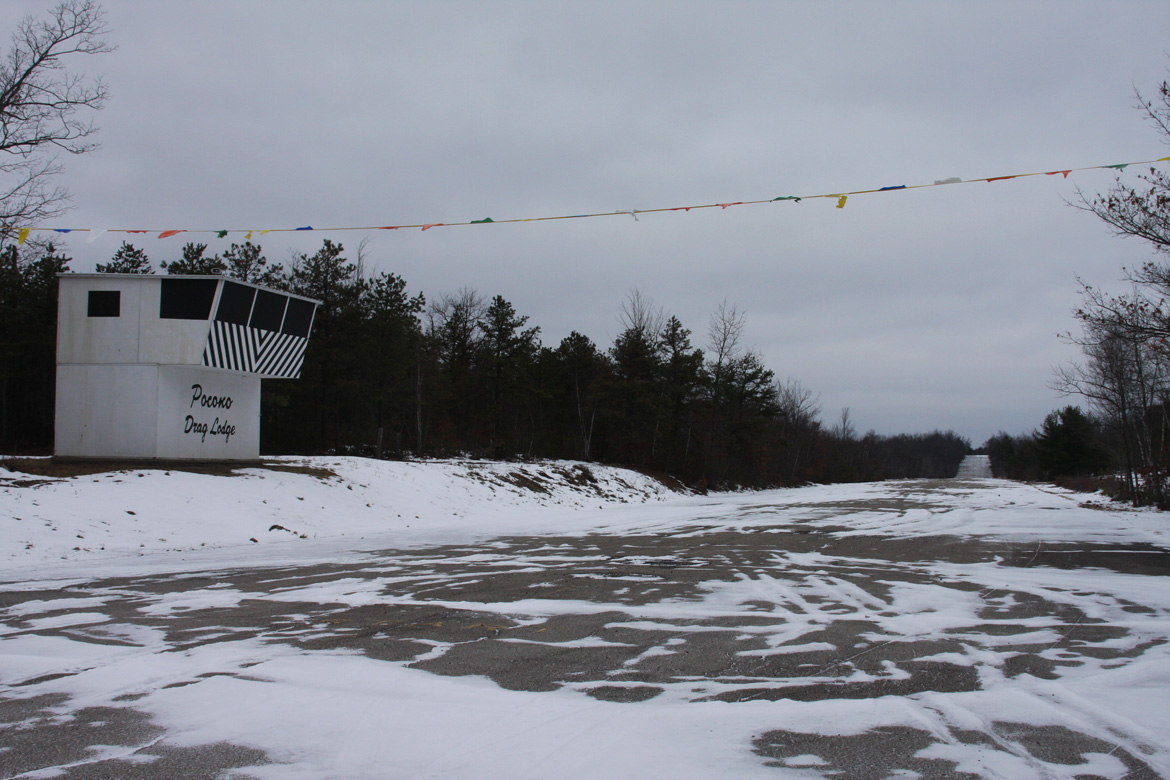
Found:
[9,155,1169,243]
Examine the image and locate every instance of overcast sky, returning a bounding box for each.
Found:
[11,0,1170,445]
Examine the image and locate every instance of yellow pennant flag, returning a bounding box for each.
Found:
[836,195,848,209]
[18,228,31,245]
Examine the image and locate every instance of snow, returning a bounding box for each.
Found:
[1,457,676,581]
[2,457,1170,778]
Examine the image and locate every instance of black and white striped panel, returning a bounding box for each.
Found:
[202,321,309,379]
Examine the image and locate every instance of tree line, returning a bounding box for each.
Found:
[983,406,1112,485]
[0,237,970,488]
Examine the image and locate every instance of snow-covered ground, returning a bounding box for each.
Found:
[2,458,1169,779]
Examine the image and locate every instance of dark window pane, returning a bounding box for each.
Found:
[160,278,219,320]
[87,290,120,317]
[215,281,255,326]
[282,298,316,337]
[249,290,288,332]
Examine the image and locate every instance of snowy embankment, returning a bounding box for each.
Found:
[5,456,1169,583]
[0,457,678,580]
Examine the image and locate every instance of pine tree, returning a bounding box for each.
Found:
[1036,406,1111,479]
[95,242,152,273]
[280,240,366,451]
[479,295,541,456]
[0,242,70,447]
[160,242,226,275]
[222,242,286,289]
[361,271,425,456]
[551,332,606,460]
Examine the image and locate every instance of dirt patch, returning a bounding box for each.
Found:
[1,477,60,488]
[497,470,552,494]
[1,457,337,481]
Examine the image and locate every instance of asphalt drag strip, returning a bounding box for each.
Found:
[2,479,1168,779]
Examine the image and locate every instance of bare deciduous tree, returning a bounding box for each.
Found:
[777,378,821,428]
[833,407,856,442]
[427,287,486,366]
[706,298,745,371]
[617,288,664,346]
[1055,288,1170,506]
[1,1,112,241]
[1060,71,1170,505]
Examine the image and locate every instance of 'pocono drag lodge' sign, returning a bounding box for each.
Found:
[54,274,319,461]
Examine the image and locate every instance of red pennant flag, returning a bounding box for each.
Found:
[158,230,184,238]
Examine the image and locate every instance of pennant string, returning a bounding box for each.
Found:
[11,155,1167,241]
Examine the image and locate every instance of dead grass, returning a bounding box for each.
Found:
[625,465,689,494]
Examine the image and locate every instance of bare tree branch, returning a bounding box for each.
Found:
[617,288,664,346]
[706,299,745,369]
[0,0,111,242]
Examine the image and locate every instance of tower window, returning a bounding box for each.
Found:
[87,290,120,317]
